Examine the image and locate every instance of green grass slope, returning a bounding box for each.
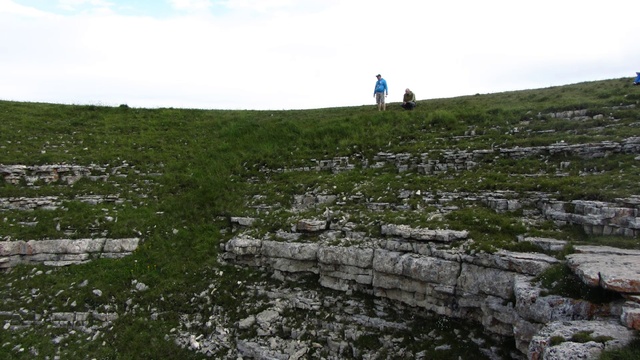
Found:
[0,77,639,359]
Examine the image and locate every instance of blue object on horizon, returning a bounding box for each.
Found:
[635,72,640,85]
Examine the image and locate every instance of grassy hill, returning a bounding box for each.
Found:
[1,78,639,359]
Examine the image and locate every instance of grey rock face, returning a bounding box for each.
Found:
[263,241,318,261]
[464,250,559,276]
[0,164,108,185]
[0,238,140,269]
[223,233,638,357]
[381,224,469,242]
[566,246,640,294]
[542,199,640,237]
[621,301,640,330]
[224,235,262,256]
[528,320,636,360]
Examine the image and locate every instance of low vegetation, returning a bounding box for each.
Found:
[1,77,639,358]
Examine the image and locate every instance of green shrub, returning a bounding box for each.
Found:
[427,109,458,130]
[599,338,640,360]
[550,336,566,346]
[535,264,622,303]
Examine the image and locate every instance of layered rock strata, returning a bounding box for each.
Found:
[0,164,117,185]
[222,227,639,358]
[0,238,140,269]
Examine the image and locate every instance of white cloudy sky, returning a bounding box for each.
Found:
[1,0,638,110]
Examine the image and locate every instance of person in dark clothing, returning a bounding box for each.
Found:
[401,88,416,110]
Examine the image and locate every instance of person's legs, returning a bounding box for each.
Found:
[376,93,383,111]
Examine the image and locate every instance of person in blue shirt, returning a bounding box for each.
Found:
[373,74,388,111]
[634,72,640,85]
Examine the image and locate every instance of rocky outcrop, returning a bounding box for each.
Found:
[222,227,639,358]
[257,136,640,176]
[542,199,640,237]
[528,320,636,360]
[1,310,118,331]
[0,164,114,185]
[567,246,640,294]
[566,246,640,337]
[380,224,468,243]
[0,238,140,269]
[430,192,640,237]
[0,195,124,211]
[0,276,148,351]
[263,188,640,237]
[372,137,640,174]
[172,281,510,360]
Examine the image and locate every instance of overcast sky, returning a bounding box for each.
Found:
[1,0,638,110]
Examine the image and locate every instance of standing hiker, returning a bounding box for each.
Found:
[373,74,388,111]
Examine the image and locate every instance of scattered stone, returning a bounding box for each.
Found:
[133,281,149,292]
[230,217,256,227]
[238,315,255,329]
